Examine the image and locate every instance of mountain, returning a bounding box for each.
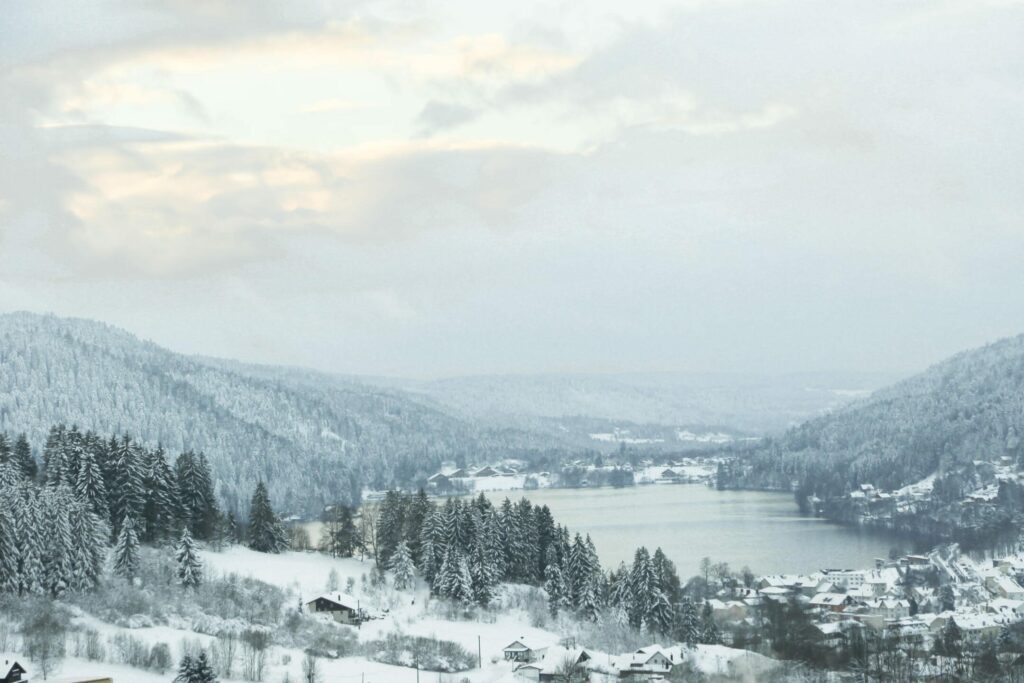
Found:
[721,333,1024,542]
[371,371,897,436]
[0,312,563,515]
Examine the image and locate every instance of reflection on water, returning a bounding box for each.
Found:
[476,484,912,576]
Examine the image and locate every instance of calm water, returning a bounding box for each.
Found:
[477,484,912,576]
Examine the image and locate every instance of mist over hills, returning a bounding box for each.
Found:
[0,311,895,515]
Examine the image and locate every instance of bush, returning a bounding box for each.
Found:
[365,632,475,672]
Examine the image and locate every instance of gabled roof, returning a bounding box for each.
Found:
[503,637,550,652]
[307,593,359,609]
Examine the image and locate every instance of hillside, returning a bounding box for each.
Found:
[0,313,559,515]
[721,334,1024,540]
[375,371,895,436]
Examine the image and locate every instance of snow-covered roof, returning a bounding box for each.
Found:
[503,637,551,652]
[307,592,359,609]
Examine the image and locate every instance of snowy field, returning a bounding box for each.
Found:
[6,546,776,683]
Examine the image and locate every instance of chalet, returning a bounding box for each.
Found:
[659,468,679,479]
[473,466,500,478]
[426,472,450,488]
[0,661,27,683]
[304,593,361,624]
[619,647,675,677]
[503,638,550,663]
[448,468,470,479]
[512,647,591,681]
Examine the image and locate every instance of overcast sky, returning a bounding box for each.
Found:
[1,0,1022,378]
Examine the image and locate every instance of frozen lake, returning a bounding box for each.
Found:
[477,484,912,576]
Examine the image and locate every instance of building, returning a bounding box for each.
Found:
[986,575,1024,600]
[0,661,27,683]
[426,472,450,489]
[503,638,550,663]
[619,647,675,677]
[512,647,591,681]
[473,466,500,477]
[809,593,856,613]
[304,593,361,624]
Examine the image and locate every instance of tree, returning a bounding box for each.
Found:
[22,599,67,680]
[247,482,287,553]
[75,448,109,521]
[12,433,36,480]
[175,651,218,683]
[176,527,203,588]
[319,505,361,557]
[700,601,721,644]
[302,652,321,683]
[545,563,568,616]
[675,597,701,646]
[389,540,416,590]
[109,436,144,539]
[112,515,140,581]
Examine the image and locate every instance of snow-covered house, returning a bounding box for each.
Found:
[512,647,591,681]
[0,660,27,683]
[809,593,856,613]
[304,593,361,624]
[617,646,676,677]
[473,466,500,478]
[503,638,550,663]
[985,574,1024,600]
[426,472,450,489]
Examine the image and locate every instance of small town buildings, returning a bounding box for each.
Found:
[985,574,1024,600]
[809,593,856,613]
[304,593,361,624]
[426,472,450,489]
[448,468,470,479]
[503,638,551,663]
[473,466,500,478]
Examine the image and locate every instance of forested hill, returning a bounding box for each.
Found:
[723,333,1024,499]
[0,313,561,515]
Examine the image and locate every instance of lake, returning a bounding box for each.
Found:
[475,484,912,576]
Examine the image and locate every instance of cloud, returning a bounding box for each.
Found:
[414,100,480,136]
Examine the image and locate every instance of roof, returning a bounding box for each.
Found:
[810,593,852,606]
[503,637,551,652]
[307,593,359,609]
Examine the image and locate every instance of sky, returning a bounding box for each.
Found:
[1,0,1023,379]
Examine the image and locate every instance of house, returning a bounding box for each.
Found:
[986,575,1024,600]
[860,598,910,620]
[503,638,550,663]
[809,593,856,613]
[513,647,591,681]
[619,647,675,677]
[1,661,27,683]
[304,593,361,624]
[821,569,866,589]
[426,472,450,489]
[473,466,499,478]
[660,468,679,479]
[448,468,470,479]
[954,613,1005,641]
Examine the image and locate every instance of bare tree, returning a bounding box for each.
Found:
[302,652,321,683]
[22,601,67,680]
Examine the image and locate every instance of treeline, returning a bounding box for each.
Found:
[0,423,295,598]
[368,491,722,644]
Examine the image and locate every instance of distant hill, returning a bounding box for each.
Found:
[724,333,1024,500]
[0,312,559,515]
[377,371,897,435]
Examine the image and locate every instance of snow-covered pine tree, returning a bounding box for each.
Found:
[68,501,107,591]
[109,436,145,539]
[676,597,701,646]
[468,531,498,606]
[113,514,140,581]
[627,547,656,629]
[40,487,74,597]
[176,527,203,588]
[544,562,567,616]
[578,574,602,622]
[389,539,415,590]
[0,501,18,593]
[454,555,474,605]
[484,510,506,581]
[433,548,458,597]
[15,486,45,595]
[142,447,180,543]
[12,433,37,480]
[176,451,220,541]
[647,589,673,635]
[247,482,286,553]
[418,509,441,584]
[699,601,721,644]
[193,651,218,683]
[75,448,109,521]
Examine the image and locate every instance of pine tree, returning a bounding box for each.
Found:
[40,487,74,597]
[75,448,109,520]
[248,482,286,553]
[142,447,180,543]
[174,653,217,683]
[109,437,144,538]
[544,563,567,616]
[676,597,701,646]
[627,547,656,628]
[389,540,415,590]
[699,601,721,644]
[468,532,498,606]
[12,434,36,480]
[69,502,107,591]
[176,527,203,588]
[0,504,18,593]
[113,515,140,581]
[15,487,45,595]
[177,451,219,540]
[647,589,673,635]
